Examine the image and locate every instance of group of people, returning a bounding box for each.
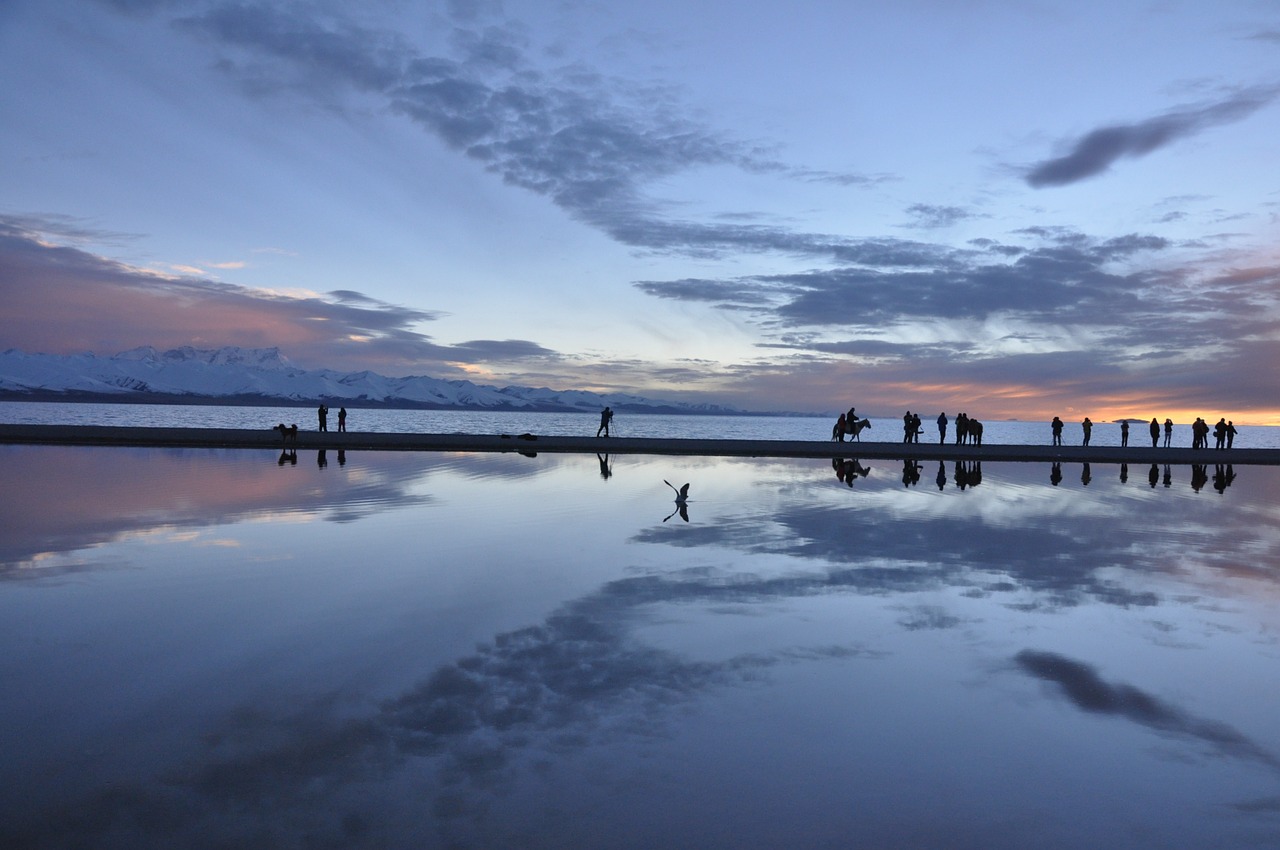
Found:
[317,404,348,432]
[1051,415,1240,449]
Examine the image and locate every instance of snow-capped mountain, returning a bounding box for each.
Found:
[0,347,741,414]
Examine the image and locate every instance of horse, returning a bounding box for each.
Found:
[833,417,872,442]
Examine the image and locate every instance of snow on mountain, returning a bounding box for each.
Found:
[0,347,741,414]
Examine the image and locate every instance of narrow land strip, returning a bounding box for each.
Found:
[2,424,1276,465]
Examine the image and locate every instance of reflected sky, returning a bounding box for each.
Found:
[2,447,1279,849]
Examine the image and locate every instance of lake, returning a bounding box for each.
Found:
[2,426,1279,847]
[3,400,1280,448]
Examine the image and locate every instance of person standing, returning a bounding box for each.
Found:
[1051,416,1064,446]
[317,404,329,432]
[596,406,614,437]
[936,412,948,445]
[1163,418,1173,448]
[1081,417,1092,446]
[1227,420,1237,448]
[1120,420,1129,447]
[1149,418,1160,448]
[337,407,347,433]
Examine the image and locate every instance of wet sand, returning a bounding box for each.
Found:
[2,423,1277,464]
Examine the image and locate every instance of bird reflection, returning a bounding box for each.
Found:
[663,479,690,523]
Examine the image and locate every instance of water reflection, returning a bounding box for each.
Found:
[2,447,1279,848]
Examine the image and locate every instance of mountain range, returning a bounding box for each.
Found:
[0,346,742,414]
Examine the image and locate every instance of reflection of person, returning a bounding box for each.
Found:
[1081,462,1091,486]
[338,407,347,432]
[597,453,612,480]
[1050,462,1062,486]
[317,449,327,469]
[318,404,329,432]
[596,406,613,437]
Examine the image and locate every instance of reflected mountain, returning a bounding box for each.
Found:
[0,446,572,575]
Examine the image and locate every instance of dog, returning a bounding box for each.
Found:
[274,423,298,444]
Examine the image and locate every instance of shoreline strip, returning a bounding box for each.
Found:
[2,424,1277,465]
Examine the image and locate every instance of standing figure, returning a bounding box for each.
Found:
[337,407,347,433]
[1163,418,1173,447]
[1149,418,1160,448]
[1227,421,1237,448]
[1081,417,1092,446]
[1213,417,1227,450]
[902,411,914,444]
[936,412,948,445]
[1051,416,1064,446]
[597,406,614,438]
[317,404,329,432]
[1120,420,1129,447]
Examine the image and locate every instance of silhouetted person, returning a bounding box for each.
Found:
[1081,417,1092,446]
[1148,463,1159,488]
[317,404,329,431]
[597,406,613,437]
[1163,465,1172,488]
[597,453,612,480]
[1163,418,1173,447]
[1120,420,1129,447]
[338,406,347,432]
[902,411,913,444]
[1050,462,1062,486]
[1081,462,1091,486]
[317,449,327,469]
[834,412,847,442]
[936,461,946,490]
[901,459,922,487]
[1051,416,1064,446]
[1191,464,1208,492]
[911,412,922,443]
[936,412,948,444]
[1213,417,1227,450]
[1120,462,1128,484]
[1227,421,1237,448]
[1149,418,1159,448]
[1213,464,1234,494]
[337,449,346,466]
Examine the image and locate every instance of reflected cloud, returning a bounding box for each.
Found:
[0,445,451,573]
[1015,650,1280,771]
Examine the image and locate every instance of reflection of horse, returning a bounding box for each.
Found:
[833,418,873,442]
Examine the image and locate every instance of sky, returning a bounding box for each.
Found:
[3,0,1280,422]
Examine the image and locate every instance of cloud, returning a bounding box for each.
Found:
[0,214,564,374]
[901,203,986,230]
[1015,650,1280,770]
[1025,86,1280,187]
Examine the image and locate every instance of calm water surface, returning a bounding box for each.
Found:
[1,444,1278,849]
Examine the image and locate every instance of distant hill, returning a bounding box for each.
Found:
[0,346,744,415]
